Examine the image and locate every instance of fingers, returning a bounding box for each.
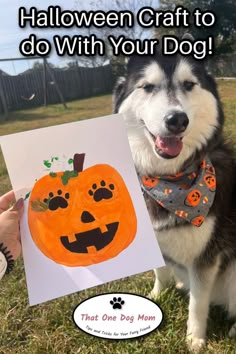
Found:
[5,239,21,261]
[16,229,21,242]
[0,190,16,214]
[11,198,24,218]
[0,194,24,263]
[11,240,21,260]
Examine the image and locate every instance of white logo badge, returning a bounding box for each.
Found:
[73,293,163,339]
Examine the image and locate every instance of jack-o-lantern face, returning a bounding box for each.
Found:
[204,174,216,191]
[142,176,159,188]
[28,154,137,267]
[185,189,202,207]
[191,215,205,227]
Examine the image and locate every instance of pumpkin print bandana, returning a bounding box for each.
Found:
[140,157,216,227]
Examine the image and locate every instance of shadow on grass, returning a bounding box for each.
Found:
[0,106,76,124]
[0,94,112,125]
[207,305,234,340]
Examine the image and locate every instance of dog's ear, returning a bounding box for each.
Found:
[182,33,194,41]
[127,55,147,73]
[182,33,209,68]
[112,76,127,113]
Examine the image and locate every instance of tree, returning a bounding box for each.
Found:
[158,0,236,54]
[33,61,55,70]
[73,0,158,42]
[72,0,158,76]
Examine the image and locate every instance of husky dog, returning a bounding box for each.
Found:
[113,51,236,351]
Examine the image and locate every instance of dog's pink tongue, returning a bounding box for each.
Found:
[155,136,183,156]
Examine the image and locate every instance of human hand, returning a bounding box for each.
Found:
[0,191,24,261]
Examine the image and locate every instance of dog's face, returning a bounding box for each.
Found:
[113,54,223,175]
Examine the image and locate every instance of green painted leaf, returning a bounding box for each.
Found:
[31,198,48,212]
[24,192,31,200]
[43,160,51,168]
[61,170,78,185]
[51,156,59,163]
[68,158,74,165]
[49,172,57,178]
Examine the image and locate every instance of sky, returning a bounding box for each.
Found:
[0,0,108,74]
[0,0,87,74]
[0,0,158,75]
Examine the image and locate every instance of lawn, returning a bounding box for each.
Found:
[0,81,235,354]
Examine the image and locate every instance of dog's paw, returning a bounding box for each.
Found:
[228,322,236,338]
[147,281,166,300]
[186,335,206,353]
[147,289,160,300]
[176,281,185,290]
[147,287,163,300]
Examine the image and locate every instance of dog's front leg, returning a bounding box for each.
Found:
[187,259,220,352]
[149,266,173,299]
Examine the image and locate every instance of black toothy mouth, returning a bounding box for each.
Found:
[60,222,119,253]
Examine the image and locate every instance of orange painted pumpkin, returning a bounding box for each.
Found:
[185,189,202,207]
[142,176,159,188]
[204,174,216,191]
[28,154,137,267]
[191,215,205,227]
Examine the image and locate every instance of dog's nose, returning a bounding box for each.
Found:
[165,112,189,134]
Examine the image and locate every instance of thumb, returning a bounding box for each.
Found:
[10,198,24,218]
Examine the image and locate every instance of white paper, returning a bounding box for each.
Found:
[0,114,164,305]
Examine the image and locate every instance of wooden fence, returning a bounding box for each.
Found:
[0,64,113,115]
[208,53,236,77]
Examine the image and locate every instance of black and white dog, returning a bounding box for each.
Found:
[113,51,236,351]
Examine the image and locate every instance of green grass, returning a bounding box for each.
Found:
[0,82,236,354]
[0,95,112,136]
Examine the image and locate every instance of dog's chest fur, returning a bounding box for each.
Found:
[144,194,215,267]
[156,217,215,267]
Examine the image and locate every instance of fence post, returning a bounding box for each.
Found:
[45,60,68,109]
[43,58,48,106]
[0,73,8,120]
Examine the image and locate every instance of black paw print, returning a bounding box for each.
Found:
[88,180,115,202]
[110,297,125,310]
[44,190,70,211]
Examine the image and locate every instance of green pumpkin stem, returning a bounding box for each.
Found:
[73,153,85,172]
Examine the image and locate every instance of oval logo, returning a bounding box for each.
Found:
[73,293,163,339]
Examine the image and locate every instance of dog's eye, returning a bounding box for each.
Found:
[182,81,196,91]
[142,84,155,93]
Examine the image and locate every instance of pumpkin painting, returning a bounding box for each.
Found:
[28,154,137,267]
